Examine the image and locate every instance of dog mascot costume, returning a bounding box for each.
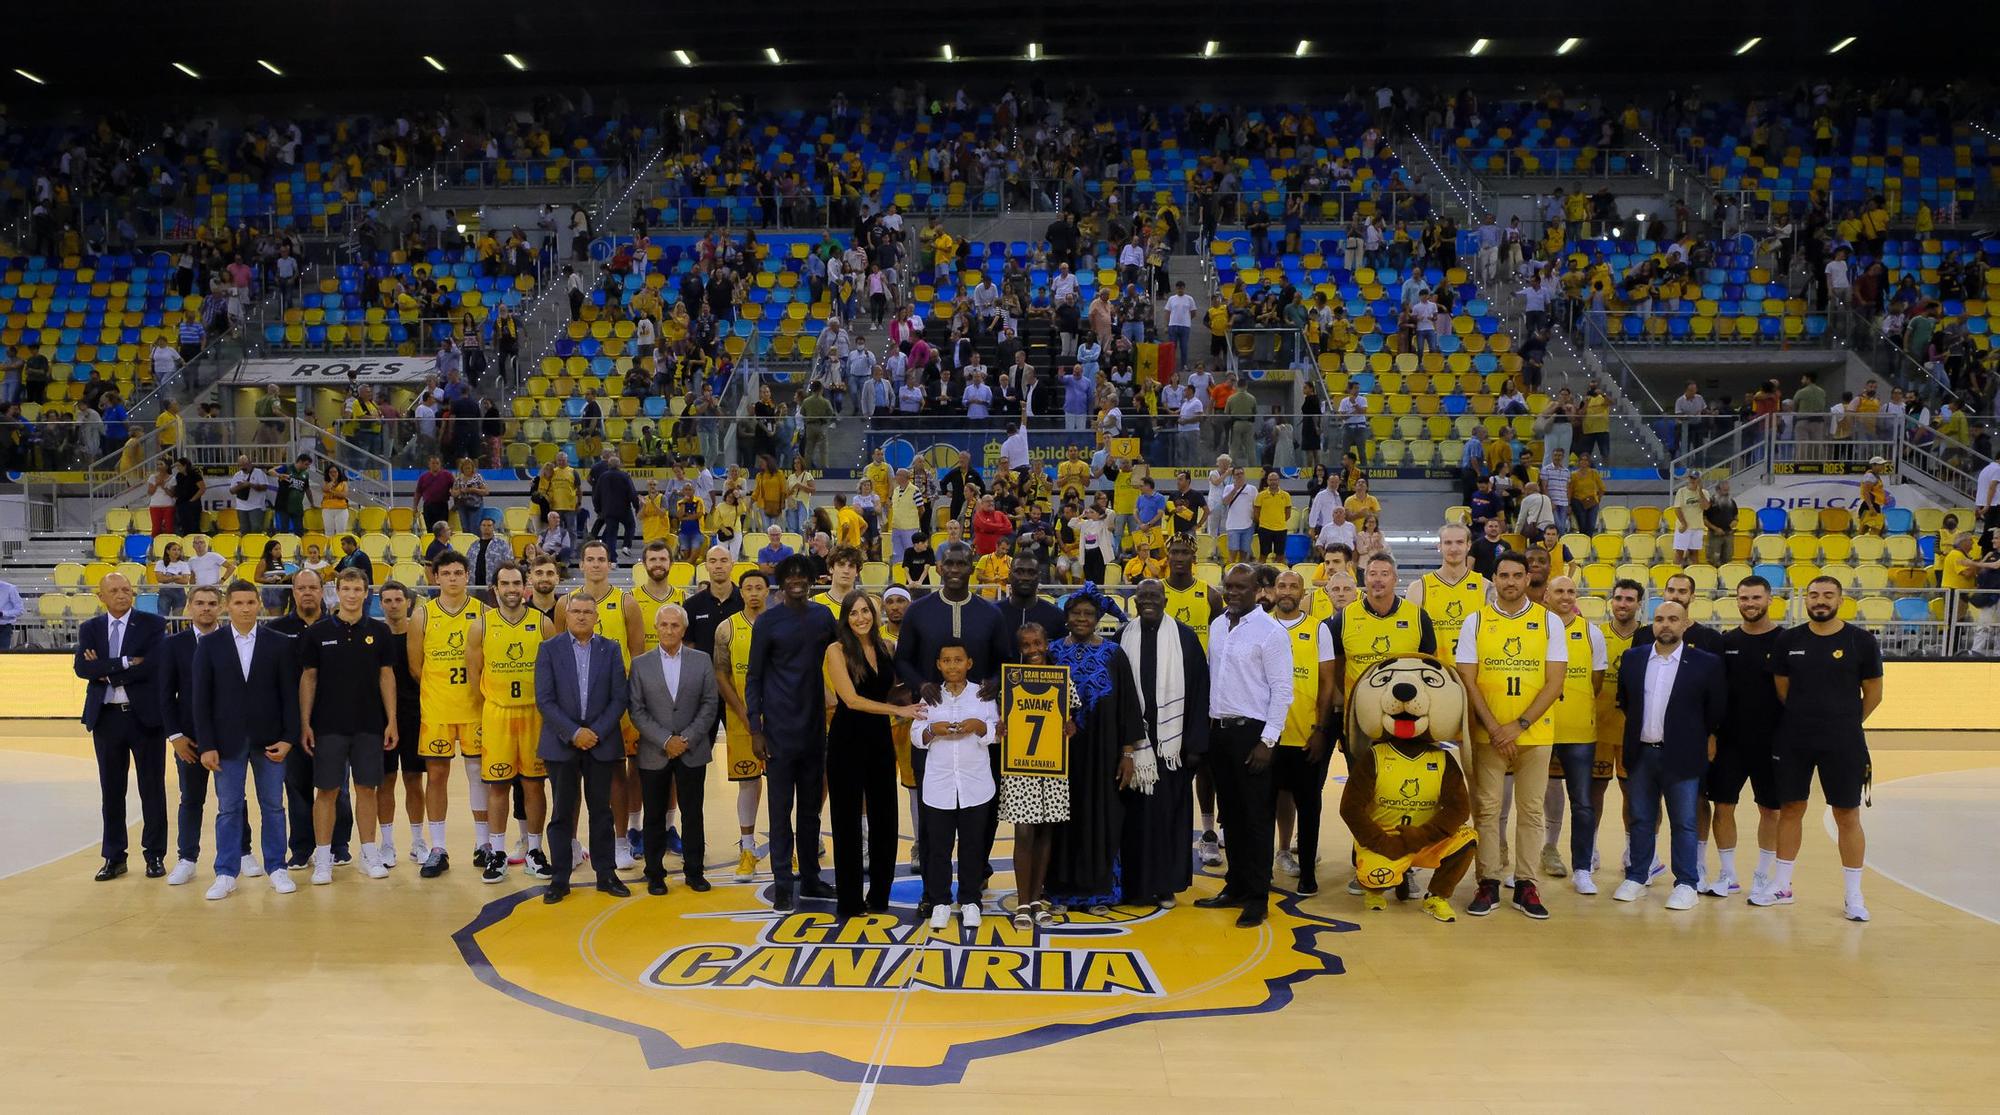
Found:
[1338,654,1478,922]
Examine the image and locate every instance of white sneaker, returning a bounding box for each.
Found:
[929,903,952,931]
[1843,897,1871,922]
[1276,849,1300,876]
[1612,879,1647,902]
[1572,869,1597,896]
[1197,832,1223,868]
[409,836,430,865]
[1701,874,1737,898]
[240,857,265,879]
[1748,885,1795,907]
[1345,877,1364,896]
[1647,859,1667,883]
[269,869,297,894]
[1750,871,1770,896]
[204,875,237,901]
[378,833,398,867]
[1665,884,1699,911]
[615,848,637,871]
[961,902,982,929]
[311,851,333,886]
[362,849,390,880]
[1503,873,1517,888]
[167,859,198,886]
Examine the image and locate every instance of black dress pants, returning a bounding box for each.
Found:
[1274,742,1333,884]
[920,800,993,909]
[549,756,618,887]
[642,756,707,883]
[827,738,898,914]
[766,744,825,889]
[92,706,167,862]
[1210,717,1277,905]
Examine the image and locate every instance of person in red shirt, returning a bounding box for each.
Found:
[971,494,1014,556]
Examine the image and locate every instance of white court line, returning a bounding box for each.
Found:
[0,747,100,881]
[1825,767,2000,927]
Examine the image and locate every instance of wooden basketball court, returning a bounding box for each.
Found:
[5,721,1998,1113]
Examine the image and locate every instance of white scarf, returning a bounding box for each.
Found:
[1120,617,1187,794]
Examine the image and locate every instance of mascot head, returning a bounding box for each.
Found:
[1346,654,1469,756]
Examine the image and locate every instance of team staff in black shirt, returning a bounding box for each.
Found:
[1761,576,1884,922]
[297,568,401,885]
[1699,575,1786,898]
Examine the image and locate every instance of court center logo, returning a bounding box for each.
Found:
[455,852,1353,1084]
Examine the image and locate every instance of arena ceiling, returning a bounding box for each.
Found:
[5,1,1974,106]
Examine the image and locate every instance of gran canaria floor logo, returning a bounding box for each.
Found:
[454,846,1354,1084]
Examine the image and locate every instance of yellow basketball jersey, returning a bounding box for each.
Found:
[1162,580,1215,649]
[1595,623,1636,749]
[591,585,634,665]
[632,580,678,653]
[1369,741,1447,830]
[1306,588,1337,623]
[1278,614,1324,748]
[1469,602,1555,746]
[480,608,544,708]
[1336,596,1429,694]
[1552,616,1598,743]
[724,611,755,733]
[1419,569,1485,659]
[420,596,483,722]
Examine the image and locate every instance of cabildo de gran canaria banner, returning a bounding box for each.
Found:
[455,848,1353,1084]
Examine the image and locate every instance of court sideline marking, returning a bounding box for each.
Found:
[1826,767,2000,927]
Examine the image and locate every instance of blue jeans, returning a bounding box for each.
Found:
[1553,743,1601,872]
[1168,324,1191,367]
[216,752,289,878]
[1623,744,1701,888]
[1121,321,1146,347]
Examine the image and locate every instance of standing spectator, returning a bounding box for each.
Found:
[228,455,272,535]
[1163,281,1196,369]
[1669,470,1709,566]
[1672,381,1707,453]
[1568,456,1604,535]
[413,455,453,535]
[451,458,489,534]
[1337,381,1370,465]
[1703,479,1739,567]
[145,459,177,536]
[271,454,313,536]
[1541,456,1572,533]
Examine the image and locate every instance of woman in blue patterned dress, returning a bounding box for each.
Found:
[1043,588,1145,914]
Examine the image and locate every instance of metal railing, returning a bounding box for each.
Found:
[1574,307,1844,348]
[429,158,630,191]
[1450,146,1664,180]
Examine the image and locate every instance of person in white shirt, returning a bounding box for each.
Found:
[1220,466,1257,562]
[911,640,1000,931]
[1976,459,2000,532]
[1192,564,1296,928]
[1163,281,1197,369]
[1176,391,1204,466]
[228,455,272,534]
[1000,423,1031,480]
[1337,383,1371,465]
[185,534,233,588]
[1307,475,1346,540]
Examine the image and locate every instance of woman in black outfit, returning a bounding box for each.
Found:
[823,591,924,917]
[171,456,204,534]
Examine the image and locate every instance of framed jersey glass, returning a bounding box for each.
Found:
[1000,663,1071,778]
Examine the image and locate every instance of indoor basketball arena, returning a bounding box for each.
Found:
[4,3,1999,1110]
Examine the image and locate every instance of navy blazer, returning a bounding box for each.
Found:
[1615,643,1726,780]
[191,626,301,761]
[156,624,207,743]
[535,633,629,764]
[74,608,168,729]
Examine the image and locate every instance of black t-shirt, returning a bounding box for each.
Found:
[387,622,421,728]
[1716,626,1784,744]
[1770,622,1883,749]
[681,584,744,657]
[296,614,400,734]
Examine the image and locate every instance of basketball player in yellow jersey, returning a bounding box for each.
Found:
[1452,550,1568,920]
[713,568,770,882]
[1266,571,1337,895]
[575,539,644,869]
[466,561,553,885]
[1540,575,1607,893]
[630,539,681,653]
[1405,522,1486,661]
[1161,535,1226,866]
[405,550,484,878]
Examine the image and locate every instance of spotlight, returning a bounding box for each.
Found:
[1556,38,1580,55]
[1735,36,1762,55]
[502,53,526,70]
[1469,38,1490,56]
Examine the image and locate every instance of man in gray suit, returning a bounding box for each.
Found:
[629,603,720,895]
[535,591,631,903]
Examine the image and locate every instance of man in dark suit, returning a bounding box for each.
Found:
[1613,599,1726,911]
[156,584,251,885]
[537,589,632,902]
[591,450,640,560]
[191,580,301,900]
[628,603,720,895]
[73,572,170,880]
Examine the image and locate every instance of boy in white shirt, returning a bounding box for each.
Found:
[912,640,1000,931]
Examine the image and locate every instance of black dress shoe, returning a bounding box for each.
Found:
[798,878,836,899]
[1235,904,1269,928]
[93,859,127,882]
[772,888,796,911]
[543,884,569,904]
[646,877,668,896]
[1193,890,1245,909]
[684,876,711,893]
[597,876,632,898]
[143,854,166,879]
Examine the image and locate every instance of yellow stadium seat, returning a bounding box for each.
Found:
[1786,507,1818,534]
[1819,534,1853,563]
[1785,535,1820,562]
[1622,534,1658,562]
[1629,507,1661,533]
[1598,506,1632,534]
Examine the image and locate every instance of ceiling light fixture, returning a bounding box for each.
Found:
[502,53,526,70]
[423,55,446,72]
[1735,36,1762,55]
[257,59,282,76]
[764,47,782,64]
[1469,38,1490,56]
[1556,38,1580,55]
[1828,36,1856,54]
[14,68,45,85]
[1027,42,1042,61]
[172,61,201,78]
[1294,40,1311,57]
[672,50,693,67]
[942,44,955,62]
[1202,40,1219,58]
